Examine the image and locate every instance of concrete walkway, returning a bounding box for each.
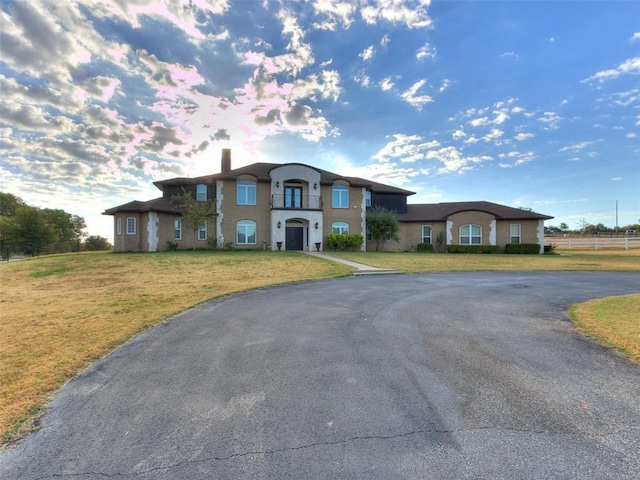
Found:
[301,251,401,275]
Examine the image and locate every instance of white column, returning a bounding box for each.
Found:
[147,212,158,252]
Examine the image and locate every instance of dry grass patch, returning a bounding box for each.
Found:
[0,251,350,444]
[328,251,640,273]
[570,294,640,363]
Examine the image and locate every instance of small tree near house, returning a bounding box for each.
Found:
[171,187,216,249]
[366,206,400,251]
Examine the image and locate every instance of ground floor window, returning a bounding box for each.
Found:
[126,217,136,235]
[174,219,182,240]
[510,224,521,244]
[198,221,207,241]
[116,217,122,235]
[422,225,432,244]
[460,224,481,244]
[366,227,372,242]
[332,221,349,235]
[237,220,256,244]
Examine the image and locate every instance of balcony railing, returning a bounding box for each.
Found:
[271,194,323,210]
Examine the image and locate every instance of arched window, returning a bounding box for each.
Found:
[237,181,256,205]
[459,224,482,244]
[237,220,256,244]
[196,184,207,201]
[332,185,349,208]
[332,222,349,235]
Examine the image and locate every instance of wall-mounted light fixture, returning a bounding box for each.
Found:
[313,183,317,189]
[314,222,319,229]
[277,221,281,229]
[276,181,279,188]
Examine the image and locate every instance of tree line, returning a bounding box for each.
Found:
[0,192,111,259]
[547,220,639,234]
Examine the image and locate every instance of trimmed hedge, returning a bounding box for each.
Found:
[416,243,434,253]
[447,245,502,254]
[504,243,540,254]
[327,234,364,251]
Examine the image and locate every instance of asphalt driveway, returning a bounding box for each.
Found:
[2,272,640,479]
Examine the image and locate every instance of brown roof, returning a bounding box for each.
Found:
[397,201,553,222]
[104,197,189,215]
[153,162,415,196]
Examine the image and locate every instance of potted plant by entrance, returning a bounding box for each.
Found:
[315,242,321,251]
[276,241,283,250]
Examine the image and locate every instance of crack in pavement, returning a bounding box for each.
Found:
[27,424,640,479]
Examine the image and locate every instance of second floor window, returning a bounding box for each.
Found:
[196,184,207,201]
[237,181,256,205]
[365,190,371,207]
[332,185,349,208]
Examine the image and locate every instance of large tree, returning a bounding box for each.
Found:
[42,209,87,252]
[366,206,400,251]
[171,187,216,248]
[5,206,57,256]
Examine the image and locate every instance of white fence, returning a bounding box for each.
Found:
[546,235,640,250]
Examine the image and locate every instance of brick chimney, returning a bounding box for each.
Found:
[221,148,231,173]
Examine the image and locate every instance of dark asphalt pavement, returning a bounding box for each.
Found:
[2,272,640,479]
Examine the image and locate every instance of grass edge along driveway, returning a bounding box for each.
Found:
[1,249,639,446]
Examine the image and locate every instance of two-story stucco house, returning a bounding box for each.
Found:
[104,149,552,253]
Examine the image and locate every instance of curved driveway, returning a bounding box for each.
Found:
[2,272,640,479]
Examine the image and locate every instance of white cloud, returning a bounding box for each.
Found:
[631,33,640,41]
[380,77,395,91]
[311,0,357,30]
[469,117,490,127]
[400,79,434,110]
[380,34,391,47]
[416,43,436,60]
[514,132,534,141]
[611,177,622,181]
[500,51,519,60]
[372,133,439,163]
[626,132,637,138]
[359,45,376,60]
[582,57,640,84]
[360,0,433,29]
[559,141,599,152]
[439,79,451,93]
[482,128,504,143]
[538,111,562,130]
[452,128,466,139]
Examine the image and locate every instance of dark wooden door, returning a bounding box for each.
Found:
[285,226,304,250]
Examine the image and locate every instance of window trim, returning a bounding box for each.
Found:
[116,217,122,236]
[236,220,257,245]
[332,221,349,235]
[510,223,521,244]
[237,180,257,206]
[332,185,349,209]
[459,224,482,245]
[174,218,182,240]
[196,184,207,202]
[421,225,432,244]
[126,217,136,235]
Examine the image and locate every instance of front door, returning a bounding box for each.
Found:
[285,226,304,251]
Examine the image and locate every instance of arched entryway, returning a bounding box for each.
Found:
[285,219,305,250]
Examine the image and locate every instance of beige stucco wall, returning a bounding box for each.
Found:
[447,211,496,245]
[495,219,542,246]
[219,177,272,249]
[155,213,216,251]
[112,214,143,252]
[321,181,364,244]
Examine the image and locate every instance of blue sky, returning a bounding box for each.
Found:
[1,0,639,241]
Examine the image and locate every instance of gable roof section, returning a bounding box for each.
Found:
[398,201,553,222]
[152,162,415,196]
